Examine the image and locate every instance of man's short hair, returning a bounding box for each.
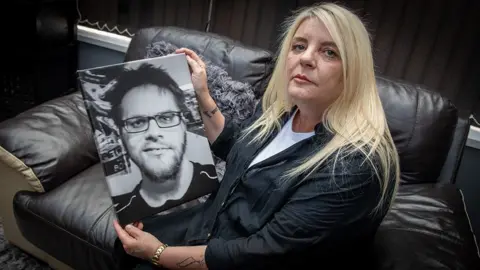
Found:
[103,63,189,127]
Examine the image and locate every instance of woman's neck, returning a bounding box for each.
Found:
[292,106,324,133]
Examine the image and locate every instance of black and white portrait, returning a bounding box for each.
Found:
[78,54,219,226]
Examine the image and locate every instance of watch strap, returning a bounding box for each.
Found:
[151,244,168,266]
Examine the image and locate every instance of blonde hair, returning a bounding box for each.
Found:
[242,3,400,212]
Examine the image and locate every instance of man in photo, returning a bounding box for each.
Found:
[103,63,218,225]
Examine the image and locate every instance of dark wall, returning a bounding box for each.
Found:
[78,0,480,119]
[209,0,480,118]
[0,0,78,122]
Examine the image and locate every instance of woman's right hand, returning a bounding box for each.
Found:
[176,48,225,144]
[175,48,209,97]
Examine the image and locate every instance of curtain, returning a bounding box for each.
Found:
[77,0,480,118]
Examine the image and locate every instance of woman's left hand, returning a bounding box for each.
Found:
[113,219,162,260]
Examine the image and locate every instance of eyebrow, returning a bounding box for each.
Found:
[292,36,338,48]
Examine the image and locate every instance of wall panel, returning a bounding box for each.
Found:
[78,0,479,116]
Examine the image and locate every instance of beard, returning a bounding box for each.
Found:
[149,141,186,182]
[132,135,187,183]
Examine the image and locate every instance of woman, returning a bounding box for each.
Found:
[113,2,400,269]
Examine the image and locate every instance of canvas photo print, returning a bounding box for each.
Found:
[78,54,219,226]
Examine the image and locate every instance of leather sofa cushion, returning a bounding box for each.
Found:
[376,76,458,184]
[13,162,117,270]
[124,26,274,98]
[0,92,98,192]
[374,183,480,269]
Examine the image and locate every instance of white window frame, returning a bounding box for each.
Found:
[469,126,480,149]
[77,25,131,53]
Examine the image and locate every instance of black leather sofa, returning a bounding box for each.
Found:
[0,26,479,270]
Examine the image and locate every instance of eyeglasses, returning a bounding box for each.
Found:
[122,111,183,133]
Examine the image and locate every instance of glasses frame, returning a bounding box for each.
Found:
[121,111,184,134]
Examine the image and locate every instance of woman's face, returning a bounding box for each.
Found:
[286,18,343,108]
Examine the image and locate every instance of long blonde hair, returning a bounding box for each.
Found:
[242,3,400,212]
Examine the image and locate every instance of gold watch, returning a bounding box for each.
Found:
[151,244,168,266]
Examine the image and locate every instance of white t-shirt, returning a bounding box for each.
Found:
[248,110,315,168]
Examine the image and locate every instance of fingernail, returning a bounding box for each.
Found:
[126,225,132,229]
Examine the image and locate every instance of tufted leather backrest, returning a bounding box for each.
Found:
[125,27,466,185]
[376,76,459,184]
[125,26,274,99]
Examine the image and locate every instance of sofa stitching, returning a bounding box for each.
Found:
[441,117,460,183]
[87,204,115,244]
[21,205,112,256]
[404,87,420,150]
[448,116,470,184]
[386,190,480,260]
[383,226,466,243]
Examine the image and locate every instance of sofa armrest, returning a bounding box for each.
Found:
[0,91,99,193]
[374,183,480,269]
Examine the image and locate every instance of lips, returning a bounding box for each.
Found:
[144,147,168,152]
[293,74,313,84]
[143,146,171,155]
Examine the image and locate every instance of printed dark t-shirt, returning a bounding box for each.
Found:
[112,161,218,225]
